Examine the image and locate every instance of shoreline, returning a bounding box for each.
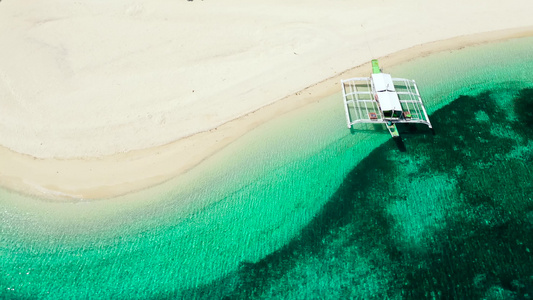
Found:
[2,26,533,200]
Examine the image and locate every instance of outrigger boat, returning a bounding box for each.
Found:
[341,59,433,139]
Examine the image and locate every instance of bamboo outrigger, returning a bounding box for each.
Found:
[341,59,433,139]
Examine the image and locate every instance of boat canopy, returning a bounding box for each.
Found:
[372,73,396,92]
[372,73,402,115]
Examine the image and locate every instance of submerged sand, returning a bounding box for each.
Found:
[0,0,532,199]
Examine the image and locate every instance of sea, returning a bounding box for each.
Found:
[1,36,533,299]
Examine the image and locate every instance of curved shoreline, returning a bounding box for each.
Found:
[2,26,533,200]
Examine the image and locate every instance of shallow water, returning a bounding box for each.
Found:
[1,37,533,299]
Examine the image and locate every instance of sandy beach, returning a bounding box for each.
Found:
[1,0,532,200]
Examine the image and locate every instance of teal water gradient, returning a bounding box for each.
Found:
[1,37,532,298]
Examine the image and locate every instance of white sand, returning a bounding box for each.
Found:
[1,0,532,199]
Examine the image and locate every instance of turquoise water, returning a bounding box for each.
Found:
[1,37,533,299]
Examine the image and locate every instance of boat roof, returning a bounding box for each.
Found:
[376,90,402,112]
[372,73,401,112]
[372,73,396,92]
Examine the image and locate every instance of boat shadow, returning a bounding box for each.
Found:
[351,123,434,152]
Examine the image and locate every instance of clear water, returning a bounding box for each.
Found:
[1,37,533,299]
